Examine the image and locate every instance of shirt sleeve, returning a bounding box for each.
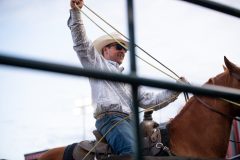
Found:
[67,9,101,69]
[138,87,180,111]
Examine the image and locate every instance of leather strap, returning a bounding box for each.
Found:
[63,143,77,160]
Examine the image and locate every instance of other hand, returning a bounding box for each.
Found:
[177,77,189,84]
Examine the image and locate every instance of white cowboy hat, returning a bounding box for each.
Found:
[93,33,128,54]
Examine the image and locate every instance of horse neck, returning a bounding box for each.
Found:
[169,72,234,158]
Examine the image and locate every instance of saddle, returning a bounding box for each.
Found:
[78,110,170,158]
[140,110,163,156]
[78,130,113,160]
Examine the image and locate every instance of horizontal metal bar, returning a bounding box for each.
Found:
[180,0,240,18]
[0,53,240,100]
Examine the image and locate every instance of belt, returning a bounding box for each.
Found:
[96,111,130,120]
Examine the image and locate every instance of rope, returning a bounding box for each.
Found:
[78,7,192,159]
[81,94,179,160]
[82,115,129,160]
[136,56,178,81]
[82,5,191,101]
[196,96,240,122]
[81,10,179,81]
[80,10,127,50]
[210,78,240,108]
[221,98,240,107]
[82,4,180,80]
[81,10,172,76]
[81,6,191,102]
[77,5,240,158]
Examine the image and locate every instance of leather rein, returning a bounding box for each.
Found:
[196,75,240,121]
[195,75,240,144]
[195,96,240,122]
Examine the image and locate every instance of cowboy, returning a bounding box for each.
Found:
[68,0,186,156]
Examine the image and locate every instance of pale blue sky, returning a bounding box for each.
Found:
[1,0,240,159]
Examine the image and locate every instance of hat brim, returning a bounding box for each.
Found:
[93,33,128,54]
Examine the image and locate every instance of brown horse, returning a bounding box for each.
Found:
[39,56,240,160]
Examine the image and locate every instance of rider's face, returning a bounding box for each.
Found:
[102,43,127,65]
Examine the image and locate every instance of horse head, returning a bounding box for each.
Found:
[169,56,240,158]
[208,56,240,88]
[204,56,240,117]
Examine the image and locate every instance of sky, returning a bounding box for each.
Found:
[0,0,240,159]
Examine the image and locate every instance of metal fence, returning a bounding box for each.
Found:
[1,0,240,159]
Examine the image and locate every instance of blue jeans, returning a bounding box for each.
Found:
[95,114,134,155]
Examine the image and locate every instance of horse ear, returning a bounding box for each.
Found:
[224,56,240,75]
[223,65,227,71]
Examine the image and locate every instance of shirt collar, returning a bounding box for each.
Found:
[108,60,124,72]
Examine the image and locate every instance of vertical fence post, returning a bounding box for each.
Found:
[126,0,143,160]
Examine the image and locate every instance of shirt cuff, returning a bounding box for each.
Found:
[71,9,81,20]
[68,9,83,25]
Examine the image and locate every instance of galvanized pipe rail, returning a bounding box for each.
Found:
[1,54,240,100]
[180,0,240,18]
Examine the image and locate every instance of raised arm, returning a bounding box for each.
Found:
[68,0,100,69]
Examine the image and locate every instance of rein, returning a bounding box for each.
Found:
[195,96,240,144]
[195,74,240,145]
[210,77,240,108]
[195,96,240,122]
[221,98,240,107]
